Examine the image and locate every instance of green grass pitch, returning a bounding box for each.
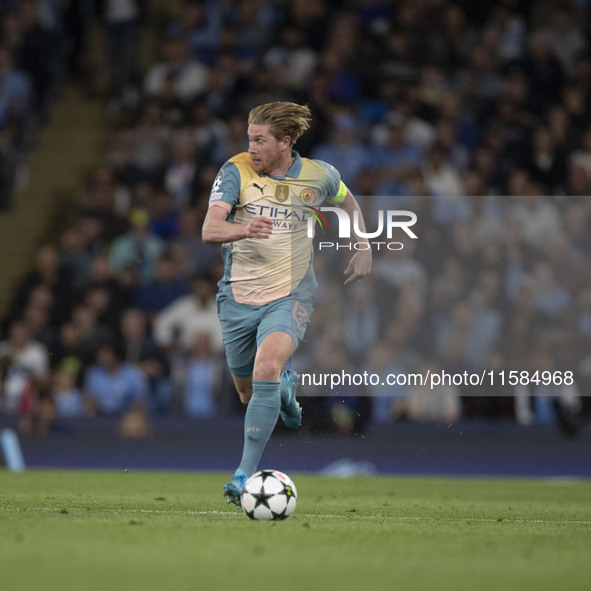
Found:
[1,470,590,591]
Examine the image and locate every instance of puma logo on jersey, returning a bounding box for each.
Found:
[253,183,266,195]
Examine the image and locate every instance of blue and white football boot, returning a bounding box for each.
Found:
[223,469,248,506]
[279,369,302,429]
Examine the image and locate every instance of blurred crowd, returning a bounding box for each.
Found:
[298,195,591,435]
[1,0,591,437]
[0,0,69,209]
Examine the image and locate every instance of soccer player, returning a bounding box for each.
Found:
[202,102,372,505]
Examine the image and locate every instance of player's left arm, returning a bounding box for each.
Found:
[337,188,372,285]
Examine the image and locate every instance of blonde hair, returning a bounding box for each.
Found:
[248,102,312,146]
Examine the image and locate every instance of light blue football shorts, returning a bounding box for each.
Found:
[216,273,315,378]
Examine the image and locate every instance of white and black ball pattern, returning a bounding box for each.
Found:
[241,470,297,521]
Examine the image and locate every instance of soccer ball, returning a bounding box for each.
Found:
[241,470,297,521]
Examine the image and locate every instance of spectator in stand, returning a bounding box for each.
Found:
[0,318,49,418]
[431,116,469,172]
[188,99,228,165]
[119,308,171,414]
[436,299,502,371]
[0,124,17,209]
[109,208,166,284]
[0,318,49,383]
[377,28,421,88]
[21,283,55,331]
[153,274,223,354]
[469,145,503,194]
[21,292,55,349]
[367,334,419,423]
[10,0,55,114]
[544,233,586,294]
[568,127,591,190]
[83,339,149,436]
[488,71,537,167]
[523,31,564,113]
[542,1,587,78]
[562,200,591,256]
[373,239,428,298]
[437,90,480,152]
[263,25,318,93]
[385,88,434,150]
[344,282,379,362]
[509,195,562,253]
[134,251,191,316]
[427,3,478,69]
[80,175,129,243]
[57,226,94,288]
[50,357,84,419]
[69,303,113,369]
[515,348,582,430]
[121,99,173,186]
[430,255,468,317]
[526,125,567,194]
[488,2,526,64]
[166,0,222,67]
[575,284,591,343]
[546,103,573,154]
[562,82,590,135]
[5,243,73,327]
[101,0,142,115]
[148,189,180,240]
[78,285,122,343]
[164,137,196,209]
[50,320,83,370]
[368,112,424,202]
[0,45,31,136]
[478,349,516,420]
[235,0,279,61]
[423,142,465,199]
[456,41,504,111]
[170,207,217,277]
[182,331,222,417]
[311,113,369,191]
[145,36,208,104]
[467,194,505,237]
[315,48,360,106]
[530,260,572,319]
[86,252,134,313]
[400,358,461,424]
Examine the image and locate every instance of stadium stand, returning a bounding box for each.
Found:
[1,0,590,438]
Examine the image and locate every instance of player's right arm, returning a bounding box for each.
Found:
[202,160,273,244]
[202,206,272,243]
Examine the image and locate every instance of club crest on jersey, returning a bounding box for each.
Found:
[300,188,316,205]
[275,185,289,202]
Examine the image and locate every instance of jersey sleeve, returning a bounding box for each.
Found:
[208,161,241,213]
[316,160,348,205]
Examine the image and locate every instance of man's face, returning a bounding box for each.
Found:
[247,124,287,175]
[97,346,117,369]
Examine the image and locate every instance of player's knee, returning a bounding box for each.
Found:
[236,385,252,405]
[253,358,282,382]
